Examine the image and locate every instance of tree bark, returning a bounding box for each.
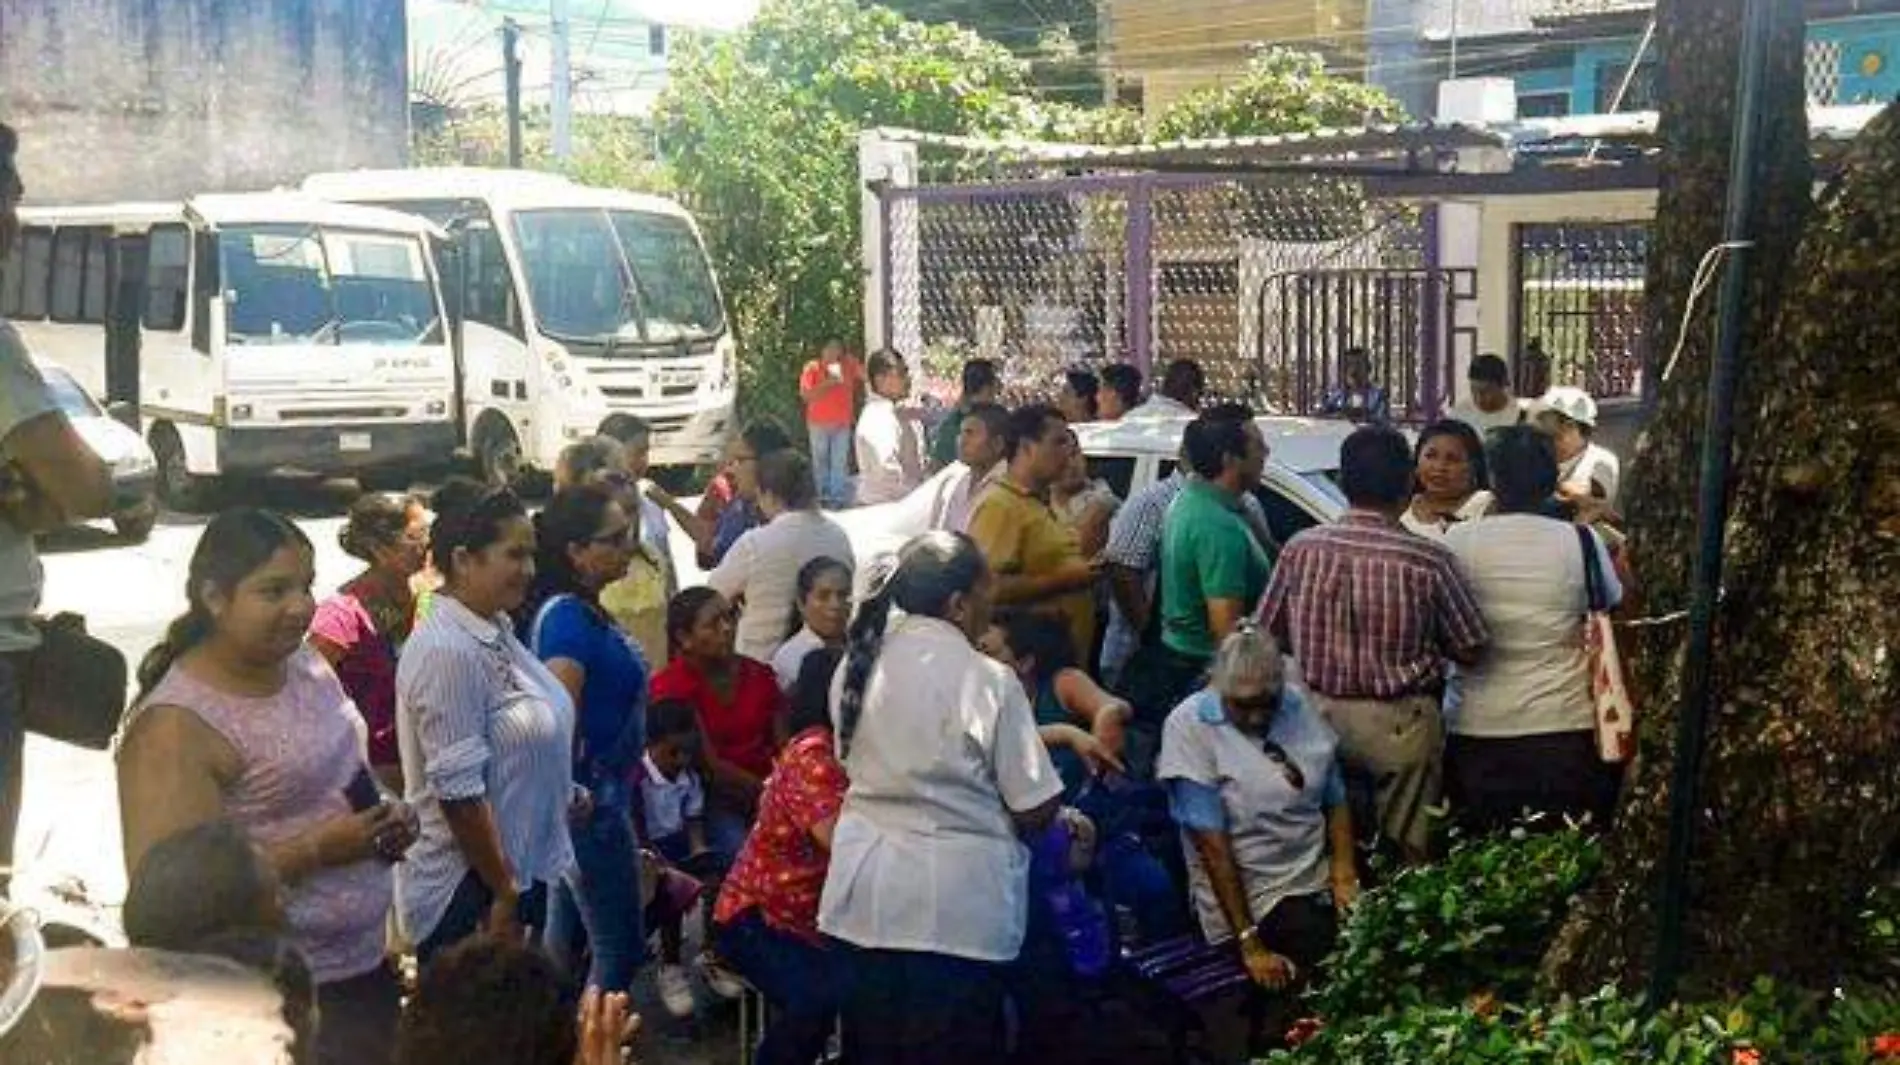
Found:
[1542,0,1820,995]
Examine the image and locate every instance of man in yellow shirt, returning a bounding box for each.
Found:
[966,405,1099,664]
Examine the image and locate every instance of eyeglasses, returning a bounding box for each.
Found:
[1260,739,1306,791]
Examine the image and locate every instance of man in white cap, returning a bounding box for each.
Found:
[1534,386,1621,508]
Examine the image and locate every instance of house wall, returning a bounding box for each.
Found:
[1102,0,1369,122]
[0,0,408,205]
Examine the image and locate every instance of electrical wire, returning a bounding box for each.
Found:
[1659,241,1753,386]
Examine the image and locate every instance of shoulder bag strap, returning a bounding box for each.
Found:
[1576,525,1607,615]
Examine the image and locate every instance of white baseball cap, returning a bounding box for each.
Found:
[1537,386,1598,428]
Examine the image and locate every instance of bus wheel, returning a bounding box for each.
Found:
[475,419,523,490]
[151,426,214,513]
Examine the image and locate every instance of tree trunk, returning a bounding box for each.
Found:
[1542,0,1821,995]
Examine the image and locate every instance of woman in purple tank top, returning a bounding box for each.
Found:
[116,508,419,1065]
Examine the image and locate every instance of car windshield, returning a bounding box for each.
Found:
[221,224,442,346]
[513,208,725,347]
[38,367,101,418]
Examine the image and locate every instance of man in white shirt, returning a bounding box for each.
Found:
[708,450,856,662]
[1449,353,1525,437]
[1535,386,1622,509]
[853,350,925,505]
[1,123,115,888]
[1126,358,1205,419]
[931,401,1008,534]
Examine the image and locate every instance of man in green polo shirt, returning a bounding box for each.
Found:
[1160,404,1272,662]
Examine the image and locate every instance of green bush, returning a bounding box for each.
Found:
[1264,980,1900,1064]
[1315,826,1602,1020]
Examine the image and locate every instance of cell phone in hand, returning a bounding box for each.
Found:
[344,767,383,813]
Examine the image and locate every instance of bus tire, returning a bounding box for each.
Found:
[151,425,215,513]
[474,416,524,490]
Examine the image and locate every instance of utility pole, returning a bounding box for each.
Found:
[503,17,524,168]
[1649,0,1776,1009]
[550,0,573,160]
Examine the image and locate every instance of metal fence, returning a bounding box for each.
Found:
[880,172,1454,419]
[1511,221,1649,401]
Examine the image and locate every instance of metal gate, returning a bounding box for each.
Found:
[1255,267,1476,421]
[1512,222,1648,400]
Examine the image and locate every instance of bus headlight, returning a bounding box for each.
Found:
[230,403,254,422]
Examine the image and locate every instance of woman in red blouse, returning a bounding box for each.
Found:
[713,646,849,1065]
[651,587,787,858]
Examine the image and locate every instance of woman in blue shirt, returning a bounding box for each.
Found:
[520,484,650,993]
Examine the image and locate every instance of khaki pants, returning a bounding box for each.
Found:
[1306,691,1445,859]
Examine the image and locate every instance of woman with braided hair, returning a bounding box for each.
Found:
[818,531,1063,1065]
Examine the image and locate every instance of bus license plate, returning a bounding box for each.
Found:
[339,432,373,453]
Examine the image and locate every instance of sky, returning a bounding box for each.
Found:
[410,0,764,115]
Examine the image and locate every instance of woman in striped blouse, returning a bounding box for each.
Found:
[396,480,585,964]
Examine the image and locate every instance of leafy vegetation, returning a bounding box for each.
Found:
[1153,48,1405,142]
[870,0,1102,105]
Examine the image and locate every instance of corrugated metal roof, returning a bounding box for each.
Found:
[871,121,1513,172]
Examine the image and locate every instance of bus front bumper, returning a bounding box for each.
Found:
[217,422,460,476]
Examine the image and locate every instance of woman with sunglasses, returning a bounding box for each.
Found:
[519,484,651,995]
[1155,623,1358,1000]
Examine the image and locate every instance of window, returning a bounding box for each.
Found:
[16,228,53,320]
[1086,455,1137,499]
[1251,484,1321,546]
[1593,61,1656,112]
[1517,91,1571,118]
[1806,39,1844,105]
[50,228,90,322]
[0,240,20,318]
[649,23,667,56]
[145,225,190,331]
[82,230,110,323]
[462,222,520,335]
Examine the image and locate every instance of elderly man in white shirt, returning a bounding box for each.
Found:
[821,531,1061,1065]
[708,450,856,663]
[853,350,925,506]
[1125,357,1206,419]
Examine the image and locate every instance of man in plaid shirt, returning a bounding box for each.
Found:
[1257,425,1488,862]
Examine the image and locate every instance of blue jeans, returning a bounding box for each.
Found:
[417,872,549,970]
[546,804,646,993]
[716,910,843,1065]
[809,425,853,510]
[0,652,22,892]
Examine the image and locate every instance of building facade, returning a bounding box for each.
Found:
[1098,0,1370,119]
[0,0,409,205]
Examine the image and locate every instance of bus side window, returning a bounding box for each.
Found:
[191,230,219,353]
[16,228,53,320]
[0,233,21,318]
[49,227,94,323]
[145,225,190,331]
[464,224,519,338]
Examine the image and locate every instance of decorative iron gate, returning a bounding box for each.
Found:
[1255,267,1477,421]
[1511,222,1649,400]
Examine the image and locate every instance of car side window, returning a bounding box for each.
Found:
[1158,458,1179,481]
[1087,455,1136,498]
[1252,484,1320,546]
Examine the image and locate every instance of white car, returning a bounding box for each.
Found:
[33,361,161,543]
[827,414,1354,596]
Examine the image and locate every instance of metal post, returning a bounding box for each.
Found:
[503,18,524,169]
[550,0,573,160]
[1421,205,1444,420]
[1649,0,1776,1008]
[1126,176,1155,376]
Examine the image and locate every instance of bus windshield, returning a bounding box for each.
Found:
[221,224,442,346]
[513,208,726,348]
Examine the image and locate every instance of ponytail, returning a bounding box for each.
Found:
[837,567,898,761]
[136,609,213,701]
[835,532,986,760]
[134,507,312,702]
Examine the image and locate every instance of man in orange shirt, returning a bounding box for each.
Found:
[799,338,864,509]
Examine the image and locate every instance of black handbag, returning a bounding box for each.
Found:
[22,613,127,750]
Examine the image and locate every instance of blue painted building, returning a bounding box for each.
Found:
[1395,0,1900,117]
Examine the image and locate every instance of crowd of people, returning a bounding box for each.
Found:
[2,118,1642,1064]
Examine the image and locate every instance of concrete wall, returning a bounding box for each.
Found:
[1101,0,1367,124]
[0,0,408,205]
